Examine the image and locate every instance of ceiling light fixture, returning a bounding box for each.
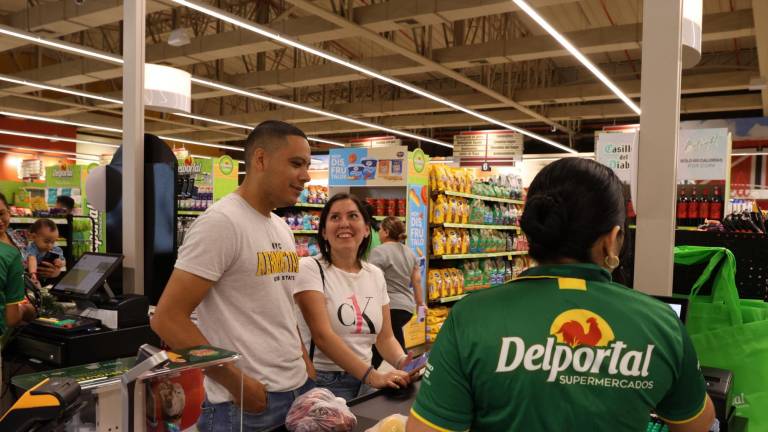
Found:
[0,73,123,104]
[157,135,244,151]
[0,24,123,64]
[172,113,345,146]
[0,142,100,160]
[173,0,572,153]
[191,77,452,148]
[512,0,642,115]
[0,24,442,148]
[0,128,119,148]
[732,152,768,156]
[0,110,122,133]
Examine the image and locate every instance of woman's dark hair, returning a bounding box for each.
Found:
[380,216,407,242]
[361,202,380,231]
[0,193,9,209]
[30,218,58,234]
[317,193,372,265]
[520,158,626,263]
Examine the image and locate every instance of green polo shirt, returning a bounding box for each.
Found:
[412,263,707,432]
[0,242,25,337]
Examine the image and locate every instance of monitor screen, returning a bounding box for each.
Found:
[51,253,122,298]
[652,296,689,323]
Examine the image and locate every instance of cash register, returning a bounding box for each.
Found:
[9,253,159,367]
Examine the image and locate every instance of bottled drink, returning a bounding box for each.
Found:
[699,189,710,224]
[676,186,689,227]
[687,187,699,226]
[710,186,723,221]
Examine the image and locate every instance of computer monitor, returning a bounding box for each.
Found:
[50,253,123,300]
[652,296,689,323]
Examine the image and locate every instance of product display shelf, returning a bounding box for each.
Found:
[373,215,406,222]
[629,224,700,232]
[435,190,525,205]
[431,251,528,260]
[291,202,326,209]
[177,210,204,216]
[433,293,467,304]
[292,230,318,235]
[10,217,68,225]
[434,222,520,231]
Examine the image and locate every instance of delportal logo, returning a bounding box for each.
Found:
[496,308,656,388]
[550,309,615,347]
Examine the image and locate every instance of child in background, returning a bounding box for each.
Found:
[26,218,65,284]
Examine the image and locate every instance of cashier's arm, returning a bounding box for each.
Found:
[407,414,461,432]
[666,395,716,432]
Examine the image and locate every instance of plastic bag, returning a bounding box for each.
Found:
[285,388,357,432]
[365,414,408,432]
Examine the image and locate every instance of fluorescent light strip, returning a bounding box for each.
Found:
[732,152,768,156]
[172,112,249,129]
[0,73,122,104]
[173,113,345,146]
[174,0,573,153]
[0,128,119,148]
[0,110,122,133]
[191,77,452,148]
[307,137,345,147]
[157,135,244,151]
[0,24,123,65]
[0,24,445,150]
[0,143,99,160]
[513,0,641,115]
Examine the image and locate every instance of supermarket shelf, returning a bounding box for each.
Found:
[437,223,519,231]
[431,251,528,260]
[432,294,467,304]
[437,190,524,205]
[178,210,204,216]
[629,224,700,232]
[292,203,326,209]
[56,239,67,247]
[373,216,406,221]
[292,230,318,235]
[10,217,68,225]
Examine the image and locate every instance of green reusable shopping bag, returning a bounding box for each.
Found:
[674,246,768,430]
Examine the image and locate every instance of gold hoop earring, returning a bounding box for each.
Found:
[604,255,620,270]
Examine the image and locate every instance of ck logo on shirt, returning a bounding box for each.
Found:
[338,294,376,334]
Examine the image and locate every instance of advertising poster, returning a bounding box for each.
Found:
[596,131,639,208]
[212,155,238,202]
[454,130,523,165]
[329,146,407,187]
[677,128,730,181]
[404,149,429,348]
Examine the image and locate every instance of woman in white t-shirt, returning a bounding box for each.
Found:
[294,193,413,401]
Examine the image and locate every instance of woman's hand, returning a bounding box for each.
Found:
[37,261,62,279]
[368,369,411,389]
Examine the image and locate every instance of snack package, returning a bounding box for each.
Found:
[365,414,408,432]
[446,197,458,224]
[427,270,440,301]
[441,269,453,297]
[285,388,357,432]
[432,228,446,256]
[445,229,460,255]
[433,195,447,225]
[460,230,470,254]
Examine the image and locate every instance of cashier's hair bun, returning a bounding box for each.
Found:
[521,158,626,263]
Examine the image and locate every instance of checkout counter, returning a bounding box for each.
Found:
[7,253,158,369]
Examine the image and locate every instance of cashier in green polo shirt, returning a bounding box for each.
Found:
[408,158,715,432]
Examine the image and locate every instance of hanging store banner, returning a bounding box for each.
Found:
[405,149,429,348]
[329,146,407,187]
[677,128,730,181]
[595,131,639,211]
[454,130,523,166]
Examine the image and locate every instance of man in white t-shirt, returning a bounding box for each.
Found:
[151,121,315,432]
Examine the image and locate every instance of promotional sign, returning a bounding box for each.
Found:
[596,131,639,208]
[212,155,238,202]
[677,128,730,181]
[454,131,523,165]
[404,149,429,348]
[329,146,407,187]
[348,136,402,148]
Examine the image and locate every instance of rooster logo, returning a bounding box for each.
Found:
[549,309,615,347]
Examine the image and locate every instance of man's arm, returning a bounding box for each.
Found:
[151,268,268,413]
[667,396,716,432]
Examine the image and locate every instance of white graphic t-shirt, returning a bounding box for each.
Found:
[294,257,390,372]
[174,193,307,403]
